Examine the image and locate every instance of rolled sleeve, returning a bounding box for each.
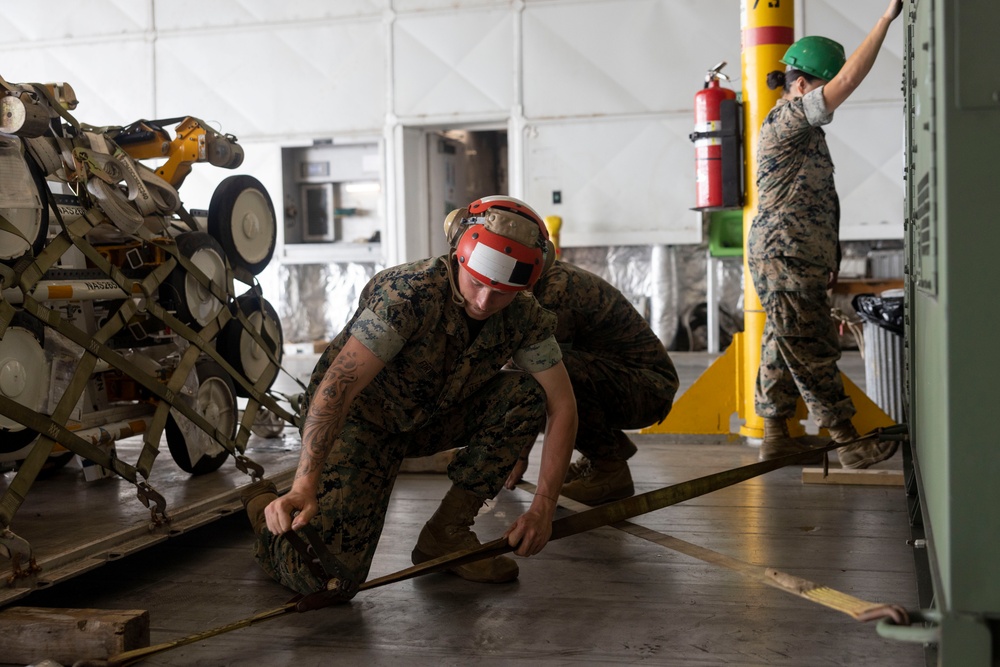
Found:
[350,307,406,363]
[803,87,833,127]
[512,335,562,373]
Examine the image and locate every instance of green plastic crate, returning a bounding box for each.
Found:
[708,210,744,257]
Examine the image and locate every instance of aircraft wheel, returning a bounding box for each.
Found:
[165,360,236,475]
[219,294,283,397]
[208,175,276,275]
[160,231,228,327]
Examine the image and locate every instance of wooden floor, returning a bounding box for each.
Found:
[0,353,924,666]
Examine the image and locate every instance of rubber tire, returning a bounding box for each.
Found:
[218,294,283,397]
[208,175,276,275]
[159,231,227,328]
[0,314,46,454]
[165,360,236,475]
[35,451,74,478]
[0,150,50,265]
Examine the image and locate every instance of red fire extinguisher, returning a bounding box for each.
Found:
[691,62,738,210]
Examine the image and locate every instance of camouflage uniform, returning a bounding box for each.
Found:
[747,87,855,427]
[530,261,678,461]
[254,256,562,594]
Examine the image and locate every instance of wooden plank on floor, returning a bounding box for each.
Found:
[802,468,904,486]
[0,606,149,665]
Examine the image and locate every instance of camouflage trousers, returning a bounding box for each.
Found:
[561,351,677,462]
[253,370,546,595]
[748,255,855,427]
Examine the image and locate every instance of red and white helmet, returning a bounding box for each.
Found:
[446,196,552,292]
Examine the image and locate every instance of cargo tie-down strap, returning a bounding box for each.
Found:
[70,425,916,667]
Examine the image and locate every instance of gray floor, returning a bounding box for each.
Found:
[1,352,924,666]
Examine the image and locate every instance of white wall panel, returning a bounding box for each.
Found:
[153,0,386,31]
[155,21,386,138]
[393,9,513,118]
[523,115,700,247]
[802,0,904,105]
[0,0,151,44]
[0,0,904,249]
[174,141,282,217]
[394,0,510,12]
[827,104,904,240]
[0,40,155,127]
[523,0,742,118]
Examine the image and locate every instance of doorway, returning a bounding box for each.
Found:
[426,129,508,258]
[395,126,507,263]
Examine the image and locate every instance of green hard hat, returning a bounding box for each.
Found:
[781,36,846,81]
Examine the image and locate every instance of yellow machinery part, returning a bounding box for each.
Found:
[118,117,243,188]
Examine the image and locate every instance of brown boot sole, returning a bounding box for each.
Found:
[411,547,519,584]
[839,441,899,469]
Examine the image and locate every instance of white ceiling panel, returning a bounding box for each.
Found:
[0,40,155,127]
[523,115,700,247]
[153,0,387,31]
[155,21,386,138]
[826,104,904,240]
[801,0,904,105]
[0,0,151,44]
[393,9,513,118]
[523,0,742,119]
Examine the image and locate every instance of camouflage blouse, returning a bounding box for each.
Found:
[747,86,840,271]
[305,256,561,433]
[530,260,675,379]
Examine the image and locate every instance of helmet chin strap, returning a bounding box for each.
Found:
[445,251,465,306]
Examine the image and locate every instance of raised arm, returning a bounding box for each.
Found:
[822,0,902,113]
[504,360,577,556]
[265,336,385,534]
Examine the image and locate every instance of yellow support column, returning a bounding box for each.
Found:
[647,336,739,435]
[737,0,796,439]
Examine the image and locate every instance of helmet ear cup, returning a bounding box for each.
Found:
[444,208,469,247]
[541,239,557,276]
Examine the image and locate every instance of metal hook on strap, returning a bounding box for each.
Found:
[876,608,941,645]
[135,481,169,528]
[1,527,40,585]
[234,454,265,482]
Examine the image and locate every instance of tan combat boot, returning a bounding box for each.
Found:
[564,455,591,483]
[759,418,825,463]
[832,421,898,469]
[241,479,278,535]
[560,458,635,505]
[411,486,519,583]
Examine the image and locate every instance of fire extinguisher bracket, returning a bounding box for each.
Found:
[692,66,745,212]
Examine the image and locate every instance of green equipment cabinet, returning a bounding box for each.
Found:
[901,1,1000,664]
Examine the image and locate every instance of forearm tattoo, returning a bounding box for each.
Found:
[297,351,360,481]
